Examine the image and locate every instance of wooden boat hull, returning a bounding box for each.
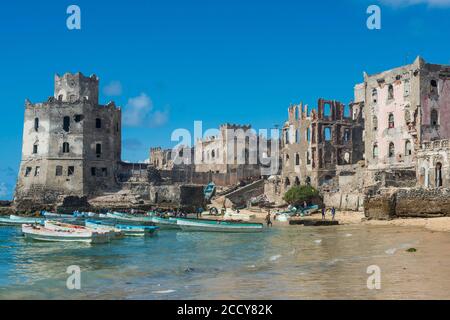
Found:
[176,218,263,233]
[84,221,124,239]
[106,212,154,224]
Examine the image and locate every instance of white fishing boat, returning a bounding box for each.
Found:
[106,212,153,223]
[44,221,113,240]
[84,220,124,239]
[150,216,180,229]
[0,215,44,226]
[176,218,263,233]
[22,224,110,244]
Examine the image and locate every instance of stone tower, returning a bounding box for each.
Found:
[14,72,122,206]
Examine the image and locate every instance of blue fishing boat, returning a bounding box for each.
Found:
[204,182,216,201]
[41,211,75,219]
[176,218,263,233]
[115,224,159,236]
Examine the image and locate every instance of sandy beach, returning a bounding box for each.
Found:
[239,207,450,233]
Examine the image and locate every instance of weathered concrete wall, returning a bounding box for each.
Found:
[15,72,122,206]
[323,192,364,211]
[365,187,450,219]
[225,179,264,208]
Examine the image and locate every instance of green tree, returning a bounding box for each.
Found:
[283,185,319,206]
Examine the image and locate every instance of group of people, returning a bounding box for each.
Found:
[321,206,336,221]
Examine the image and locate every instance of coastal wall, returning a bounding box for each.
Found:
[365,187,450,219]
[323,192,364,211]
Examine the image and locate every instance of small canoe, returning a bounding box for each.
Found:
[115,224,159,237]
[176,218,263,233]
[22,224,110,244]
[0,215,44,226]
[150,216,180,229]
[85,220,124,239]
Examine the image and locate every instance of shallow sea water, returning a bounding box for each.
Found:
[1,224,450,299]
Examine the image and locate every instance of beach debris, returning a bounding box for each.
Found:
[153,289,176,294]
[406,248,417,253]
[314,239,322,244]
[270,254,282,262]
[385,248,397,255]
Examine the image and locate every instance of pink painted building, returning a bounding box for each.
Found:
[354,57,450,173]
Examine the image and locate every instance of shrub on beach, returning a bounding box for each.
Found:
[283,185,319,206]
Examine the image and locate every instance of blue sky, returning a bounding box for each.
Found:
[0,0,449,199]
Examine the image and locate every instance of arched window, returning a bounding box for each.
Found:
[295,153,300,166]
[63,142,70,153]
[388,113,395,129]
[33,143,38,154]
[63,116,70,132]
[285,154,290,163]
[388,84,394,100]
[295,129,300,143]
[431,109,438,127]
[436,162,443,187]
[388,142,395,158]
[405,140,412,156]
[34,118,39,132]
[372,116,378,131]
[294,177,300,186]
[306,151,311,165]
[324,103,331,117]
[373,144,378,158]
[372,88,378,103]
[431,80,438,94]
[405,110,411,124]
[306,128,311,142]
[211,150,215,159]
[96,118,102,129]
[285,130,289,144]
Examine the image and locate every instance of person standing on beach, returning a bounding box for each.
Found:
[265,211,273,227]
[321,207,326,220]
[331,207,336,221]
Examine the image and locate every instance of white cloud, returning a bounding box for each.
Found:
[103,81,123,96]
[123,93,170,128]
[0,183,8,198]
[123,93,153,127]
[379,0,450,7]
[149,109,170,128]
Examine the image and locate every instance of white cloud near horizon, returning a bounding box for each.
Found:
[103,81,123,96]
[123,93,169,128]
[379,0,450,7]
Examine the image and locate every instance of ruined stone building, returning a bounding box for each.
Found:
[417,139,450,188]
[356,57,450,186]
[14,73,122,207]
[280,99,364,192]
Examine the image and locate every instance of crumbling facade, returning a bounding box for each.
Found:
[417,139,450,188]
[280,98,364,192]
[14,73,122,205]
[358,57,450,175]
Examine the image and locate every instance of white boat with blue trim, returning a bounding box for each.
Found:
[176,218,263,233]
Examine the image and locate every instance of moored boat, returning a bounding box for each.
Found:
[44,220,114,240]
[106,212,154,223]
[150,216,180,229]
[22,224,110,243]
[41,211,75,219]
[85,220,124,239]
[223,210,256,222]
[0,215,44,226]
[176,218,263,233]
[115,224,159,236]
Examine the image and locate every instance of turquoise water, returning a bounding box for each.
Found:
[2,224,450,299]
